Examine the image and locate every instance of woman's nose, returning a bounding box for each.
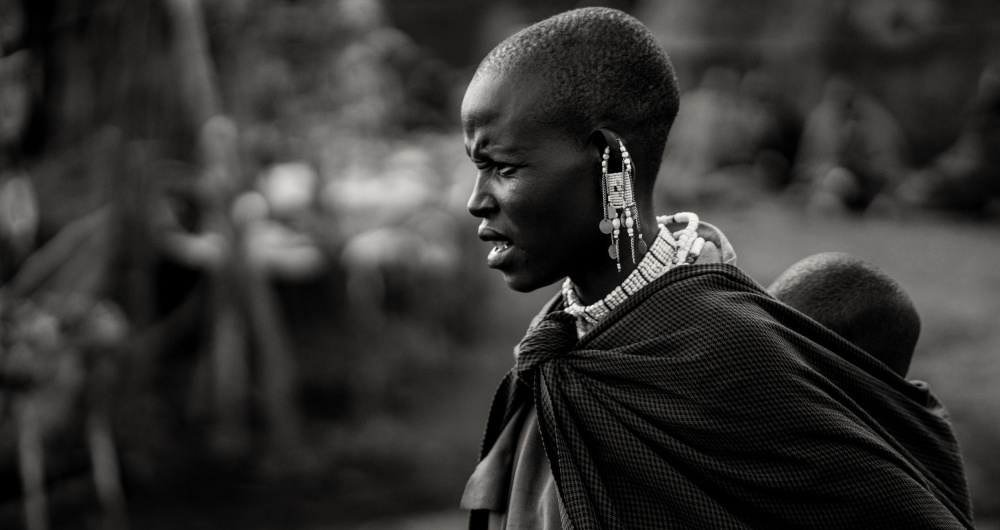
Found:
[467,173,498,218]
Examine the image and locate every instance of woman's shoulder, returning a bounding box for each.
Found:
[638,263,769,318]
[580,263,778,348]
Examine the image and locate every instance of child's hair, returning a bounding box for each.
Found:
[767,252,920,377]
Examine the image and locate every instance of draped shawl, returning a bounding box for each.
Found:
[472,263,972,529]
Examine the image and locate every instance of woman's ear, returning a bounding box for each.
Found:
[593,127,626,172]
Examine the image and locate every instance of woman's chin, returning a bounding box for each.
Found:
[501,271,560,293]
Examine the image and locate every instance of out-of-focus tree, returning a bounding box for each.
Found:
[896,63,1000,212]
[1,0,322,525]
[789,76,909,215]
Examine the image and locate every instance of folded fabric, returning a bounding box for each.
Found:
[473,263,973,529]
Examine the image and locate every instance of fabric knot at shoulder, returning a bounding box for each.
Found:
[513,310,578,381]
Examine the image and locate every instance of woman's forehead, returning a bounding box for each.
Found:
[462,73,576,152]
[462,72,549,126]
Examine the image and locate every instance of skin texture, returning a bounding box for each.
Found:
[463,71,658,304]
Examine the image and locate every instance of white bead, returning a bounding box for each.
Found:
[565,214,704,336]
[691,237,705,256]
[625,217,634,228]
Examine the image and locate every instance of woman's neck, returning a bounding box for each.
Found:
[570,213,659,306]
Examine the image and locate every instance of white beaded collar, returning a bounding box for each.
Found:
[561,212,705,338]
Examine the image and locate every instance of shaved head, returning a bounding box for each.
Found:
[769,252,920,377]
[472,7,679,191]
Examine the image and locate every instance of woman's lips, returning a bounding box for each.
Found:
[478,225,515,268]
[487,240,513,268]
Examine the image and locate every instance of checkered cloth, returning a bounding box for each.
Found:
[472,264,972,529]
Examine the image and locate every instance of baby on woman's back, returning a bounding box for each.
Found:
[768,252,920,378]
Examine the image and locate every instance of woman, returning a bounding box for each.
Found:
[459,7,972,529]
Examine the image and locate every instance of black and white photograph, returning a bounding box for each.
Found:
[0,0,998,528]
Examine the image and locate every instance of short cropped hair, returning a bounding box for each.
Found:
[474,7,679,188]
[768,252,920,377]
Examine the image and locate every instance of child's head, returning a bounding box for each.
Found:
[768,252,920,377]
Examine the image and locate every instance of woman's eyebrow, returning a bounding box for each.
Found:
[482,144,528,159]
[467,134,528,161]
[468,141,498,161]
[467,142,488,161]
[472,150,523,166]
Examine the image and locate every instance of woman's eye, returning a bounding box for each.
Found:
[472,159,517,176]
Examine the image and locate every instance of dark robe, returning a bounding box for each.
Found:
[471,263,972,529]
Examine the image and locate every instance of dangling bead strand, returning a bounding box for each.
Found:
[620,141,634,263]
[625,208,635,263]
[564,210,707,338]
[618,138,645,264]
[599,146,622,272]
[599,147,612,235]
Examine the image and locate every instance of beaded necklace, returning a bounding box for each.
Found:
[562,212,705,338]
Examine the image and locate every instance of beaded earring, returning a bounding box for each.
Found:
[599,137,645,272]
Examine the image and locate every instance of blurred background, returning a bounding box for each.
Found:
[0,0,999,528]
